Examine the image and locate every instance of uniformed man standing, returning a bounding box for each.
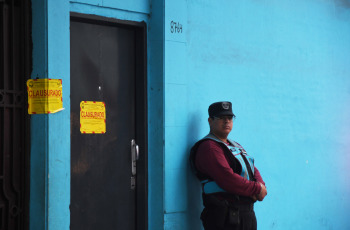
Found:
[190,101,267,230]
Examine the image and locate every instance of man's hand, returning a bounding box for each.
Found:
[251,195,257,202]
[257,183,267,201]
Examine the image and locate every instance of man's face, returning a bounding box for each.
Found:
[208,115,233,139]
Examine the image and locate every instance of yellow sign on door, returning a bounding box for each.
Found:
[80,101,106,134]
[27,79,63,114]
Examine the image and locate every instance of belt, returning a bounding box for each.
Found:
[231,202,254,212]
[203,194,254,210]
[212,193,255,212]
[213,193,255,204]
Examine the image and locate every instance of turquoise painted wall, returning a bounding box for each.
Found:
[30,0,350,229]
[30,1,70,229]
[162,0,350,230]
[163,0,190,229]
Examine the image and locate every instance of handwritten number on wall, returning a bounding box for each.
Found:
[170,21,183,33]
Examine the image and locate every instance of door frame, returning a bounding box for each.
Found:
[70,12,148,230]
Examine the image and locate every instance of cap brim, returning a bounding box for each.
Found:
[215,111,234,116]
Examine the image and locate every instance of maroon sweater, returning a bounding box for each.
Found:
[195,139,265,197]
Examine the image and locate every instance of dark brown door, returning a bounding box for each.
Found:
[70,15,147,230]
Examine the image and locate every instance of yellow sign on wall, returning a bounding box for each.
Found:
[80,101,106,134]
[27,79,63,114]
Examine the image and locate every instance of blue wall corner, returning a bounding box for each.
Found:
[30,0,71,229]
[148,0,165,229]
[46,0,71,229]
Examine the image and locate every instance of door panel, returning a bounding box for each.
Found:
[70,18,144,230]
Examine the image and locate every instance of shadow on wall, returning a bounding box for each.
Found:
[186,112,204,230]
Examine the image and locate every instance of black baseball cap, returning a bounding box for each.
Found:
[208,101,235,118]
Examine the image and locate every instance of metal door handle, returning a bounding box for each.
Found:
[135,144,139,161]
[131,139,139,176]
[131,139,139,189]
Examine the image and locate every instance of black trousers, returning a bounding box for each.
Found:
[201,206,257,230]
